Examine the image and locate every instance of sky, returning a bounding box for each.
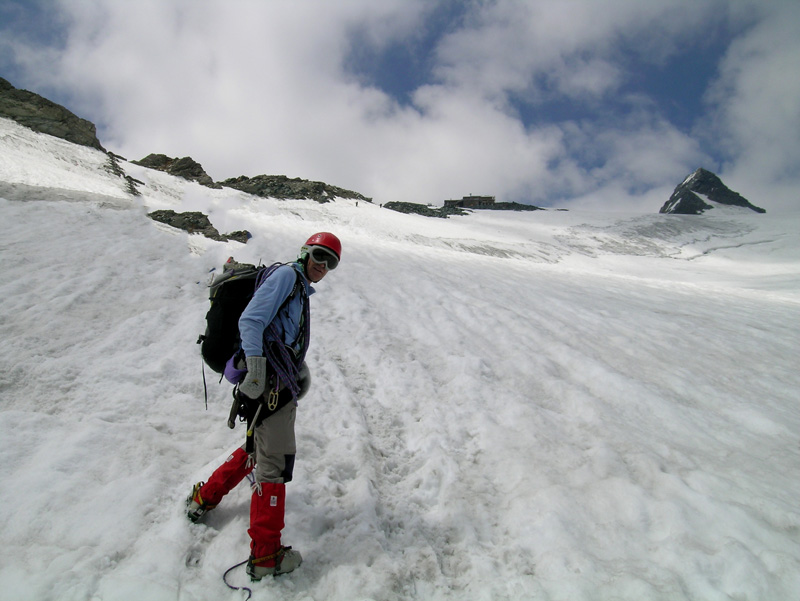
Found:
[1,0,799,212]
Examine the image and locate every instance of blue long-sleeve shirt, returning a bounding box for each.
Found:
[238,263,313,357]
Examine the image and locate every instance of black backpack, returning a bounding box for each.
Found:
[198,258,295,374]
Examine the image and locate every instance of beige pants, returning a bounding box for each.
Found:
[251,399,297,483]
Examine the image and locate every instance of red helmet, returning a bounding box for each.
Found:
[304,232,341,259]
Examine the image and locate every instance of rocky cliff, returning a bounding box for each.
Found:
[661,168,765,214]
[0,77,105,151]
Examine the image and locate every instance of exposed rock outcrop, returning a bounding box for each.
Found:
[384,200,544,218]
[147,210,250,243]
[0,77,105,151]
[490,202,545,211]
[383,201,466,218]
[105,153,142,196]
[133,154,220,188]
[220,174,371,204]
[661,168,765,214]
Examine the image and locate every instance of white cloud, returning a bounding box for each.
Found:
[704,2,800,212]
[4,0,798,212]
[431,0,724,102]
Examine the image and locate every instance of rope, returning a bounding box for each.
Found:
[221,549,288,597]
[263,277,310,400]
[222,559,253,600]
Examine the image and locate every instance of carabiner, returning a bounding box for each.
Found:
[267,388,279,411]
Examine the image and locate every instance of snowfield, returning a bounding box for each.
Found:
[1,117,799,601]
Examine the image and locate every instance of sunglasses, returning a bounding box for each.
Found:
[307,245,339,270]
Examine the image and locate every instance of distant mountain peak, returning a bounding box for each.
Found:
[661,168,765,214]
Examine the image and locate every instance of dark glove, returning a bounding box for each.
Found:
[297,361,311,400]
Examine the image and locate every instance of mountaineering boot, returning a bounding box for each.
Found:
[186,481,215,523]
[246,547,303,580]
[187,447,253,522]
[246,482,302,579]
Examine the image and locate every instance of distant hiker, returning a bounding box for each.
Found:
[187,232,342,580]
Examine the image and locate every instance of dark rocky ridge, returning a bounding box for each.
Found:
[220,174,371,204]
[132,154,220,188]
[0,77,105,151]
[491,202,545,212]
[132,154,371,204]
[383,202,467,218]
[661,168,765,214]
[383,200,546,219]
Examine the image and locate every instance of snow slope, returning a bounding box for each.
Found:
[1,117,799,601]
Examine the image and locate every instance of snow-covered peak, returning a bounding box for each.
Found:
[662,167,765,215]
